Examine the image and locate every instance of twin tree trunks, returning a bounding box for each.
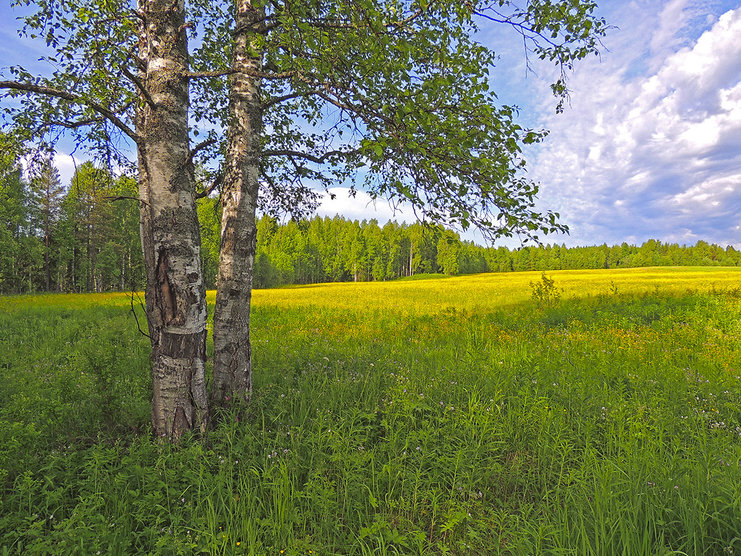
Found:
[137,0,259,440]
[0,0,605,441]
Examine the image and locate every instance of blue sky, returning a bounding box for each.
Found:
[2,1,740,248]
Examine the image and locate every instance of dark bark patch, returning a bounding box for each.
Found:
[156,248,178,324]
[172,406,191,440]
[160,330,206,361]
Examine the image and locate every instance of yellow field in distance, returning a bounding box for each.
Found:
[248,266,741,315]
[2,267,739,314]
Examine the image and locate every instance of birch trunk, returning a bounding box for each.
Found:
[137,0,209,439]
[211,0,263,405]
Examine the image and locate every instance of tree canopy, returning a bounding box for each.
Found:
[2,0,608,241]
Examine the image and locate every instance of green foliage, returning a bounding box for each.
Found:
[244,215,741,289]
[2,271,741,553]
[0,151,145,294]
[4,0,609,242]
[4,150,740,295]
[529,272,562,306]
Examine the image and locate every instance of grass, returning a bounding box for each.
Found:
[1,267,740,554]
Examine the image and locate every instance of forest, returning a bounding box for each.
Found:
[2,157,740,295]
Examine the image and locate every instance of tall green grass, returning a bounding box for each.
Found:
[1,268,740,554]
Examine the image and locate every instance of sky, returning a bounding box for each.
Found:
[1,0,740,248]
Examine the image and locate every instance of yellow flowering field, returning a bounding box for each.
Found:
[249,266,741,314]
[2,266,740,554]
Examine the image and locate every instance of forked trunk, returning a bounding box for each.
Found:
[211,0,263,405]
[137,0,209,439]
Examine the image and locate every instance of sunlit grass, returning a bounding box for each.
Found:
[1,267,740,554]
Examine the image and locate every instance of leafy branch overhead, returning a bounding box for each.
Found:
[2,0,607,242]
[191,0,607,241]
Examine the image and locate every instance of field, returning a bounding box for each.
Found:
[1,267,741,555]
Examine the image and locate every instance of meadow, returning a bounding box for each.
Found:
[1,267,740,555]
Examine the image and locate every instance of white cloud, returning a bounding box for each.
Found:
[315,187,417,224]
[650,0,692,60]
[531,3,741,247]
[53,153,78,188]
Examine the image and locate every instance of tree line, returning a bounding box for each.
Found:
[4,156,738,295]
[250,218,741,287]
[1,153,144,295]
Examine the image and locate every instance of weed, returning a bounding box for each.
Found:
[529,273,562,306]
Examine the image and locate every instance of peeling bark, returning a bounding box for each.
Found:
[212,0,263,406]
[137,0,209,439]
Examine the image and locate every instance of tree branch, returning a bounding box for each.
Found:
[262,148,360,164]
[262,89,320,109]
[0,80,141,144]
[472,10,560,51]
[121,65,156,108]
[188,137,217,166]
[104,194,150,206]
[42,117,103,130]
[195,171,223,199]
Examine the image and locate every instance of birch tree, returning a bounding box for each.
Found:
[1,0,608,435]
[2,0,208,439]
[193,0,608,406]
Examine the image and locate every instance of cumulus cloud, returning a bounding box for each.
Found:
[315,187,417,224]
[532,3,741,247]
[53,153,79,187]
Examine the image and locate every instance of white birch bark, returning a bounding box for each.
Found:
[138,0,209,439]
[211,0,263,405]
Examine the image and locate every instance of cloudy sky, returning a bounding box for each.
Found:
[317,0,741,248]
[2,1,740,248]
[523,0,741,248]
